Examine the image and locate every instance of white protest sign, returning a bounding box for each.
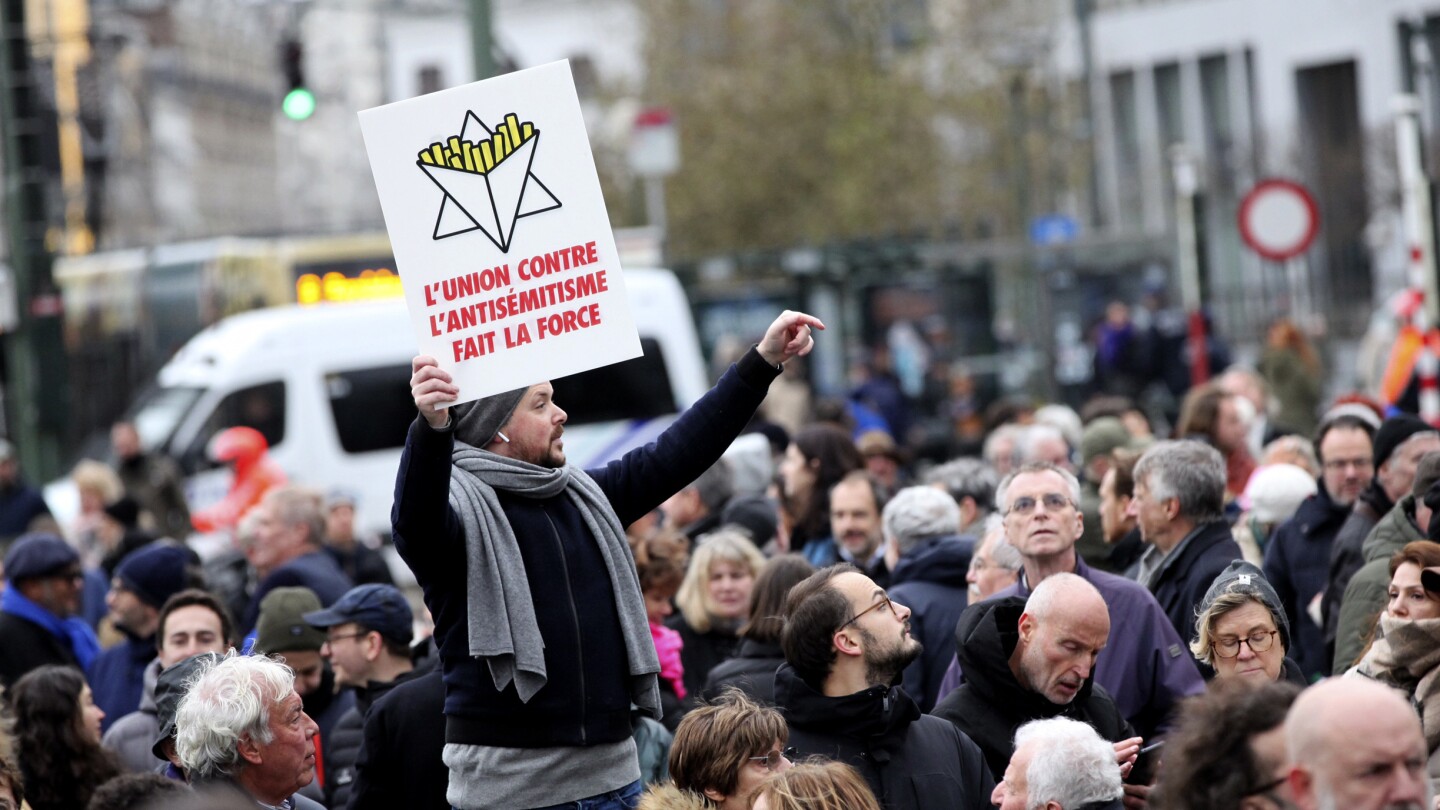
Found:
[359,60,641,405]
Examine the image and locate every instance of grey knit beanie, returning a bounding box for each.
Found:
[453,386,529,448]
[1198,560,1291,652]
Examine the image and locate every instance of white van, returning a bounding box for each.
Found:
[50,268,708,538]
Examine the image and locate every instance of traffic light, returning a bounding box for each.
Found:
[280,38,315,121]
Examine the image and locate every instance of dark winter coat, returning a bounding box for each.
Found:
[931,597,1135,780]
[243,549,354,632]
[0,610,78,688]
[325,543,395,587]
[887,534,973,712]
[323,664,430,810]
[1322,484,1390,651]
[775,664,994,810]
[87,632,156,733]
[349,667,449,810]
[1146,520,1245,646]
[392,350,779,750]
[115,452,191,541]
[665,614,740,703]
[1263,481,1351,679]
[702,639,784,705]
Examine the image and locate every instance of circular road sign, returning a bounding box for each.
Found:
[1238,179,1319,261]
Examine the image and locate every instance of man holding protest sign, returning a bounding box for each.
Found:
[395,310,821,810]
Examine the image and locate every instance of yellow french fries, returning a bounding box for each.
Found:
[415,113,538,176]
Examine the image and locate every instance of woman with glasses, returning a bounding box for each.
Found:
[637,689,792,810]
[1345,541,1440,777]
[1190,561,1306,685]
[750,761,882,810]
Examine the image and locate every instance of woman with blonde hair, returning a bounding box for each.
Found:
[749,761,882,810]
[667,529,767,699]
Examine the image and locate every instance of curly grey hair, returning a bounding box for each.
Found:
[1014,717,1123,809]
[175,652,297,779]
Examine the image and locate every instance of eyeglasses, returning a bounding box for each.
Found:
[1212,629,1279,659]
[1005,493,1075,516]
[842,596,898,628]
[749,747,797,772]
[1323,457,1373,472]
[324,631,370,646]
[55,569,84,584]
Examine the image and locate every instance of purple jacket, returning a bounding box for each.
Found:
[937,557,1204,738]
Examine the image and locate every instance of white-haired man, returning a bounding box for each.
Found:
[992,717,1124,810]
[884,484,974,711]
[174,652,324,809]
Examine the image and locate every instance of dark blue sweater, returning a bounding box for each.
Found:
[392,350,778,748]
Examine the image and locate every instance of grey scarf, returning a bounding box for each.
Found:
[449,443,661,717]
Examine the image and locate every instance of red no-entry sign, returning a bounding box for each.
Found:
[1238,179,1319,261]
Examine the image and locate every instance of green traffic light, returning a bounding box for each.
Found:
[283,87,316,121]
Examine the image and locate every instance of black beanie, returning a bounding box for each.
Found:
[1374,414,1437,469]
[452,386,529,448]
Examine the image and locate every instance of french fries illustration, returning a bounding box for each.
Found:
[418,113,537,175]
[416,110,561,251]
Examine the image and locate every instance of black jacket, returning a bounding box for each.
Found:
[775,664,993,810]
[1263,482,1351,679]
[665,614,740,703]
[0,611,78,688]
[1322,484,1389,650]
[886,534,973,712]
[393,350,778,749]
[702,639,783,705]
[1147,520,1244,645]
[349,668,449,810]
[931,597,1134,780]
[324,663,431,810]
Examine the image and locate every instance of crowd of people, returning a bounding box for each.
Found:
[0,308,1437,809]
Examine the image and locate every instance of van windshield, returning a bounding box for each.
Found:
[127,385,205,452]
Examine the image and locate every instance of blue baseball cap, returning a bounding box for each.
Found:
[302,583,413,645]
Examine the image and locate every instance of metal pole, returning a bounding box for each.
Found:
[1395,93,1440,423]
[0,0,67,479]
[470,0,494,80]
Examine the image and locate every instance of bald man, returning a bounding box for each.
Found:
[934,573,1138,780]
[1287,678,1431,810]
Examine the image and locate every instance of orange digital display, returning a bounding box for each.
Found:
[296,268,403,305]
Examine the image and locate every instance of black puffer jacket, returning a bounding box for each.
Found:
[775,664,993,810]
[931,596,1134,780]
[702,639,784,705]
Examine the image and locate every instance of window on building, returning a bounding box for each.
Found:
[418,65,444,96]
[1109,70,1142,225]
[1199,54,1234,194]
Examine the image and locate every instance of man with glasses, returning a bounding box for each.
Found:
[1263,413,1376,680]
[933,573,1136,783]
[0,532,100,687]
[1129,441,1244,645]
[304,583,425,810]
[936,461,1202,741]
[776,563,993,810]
